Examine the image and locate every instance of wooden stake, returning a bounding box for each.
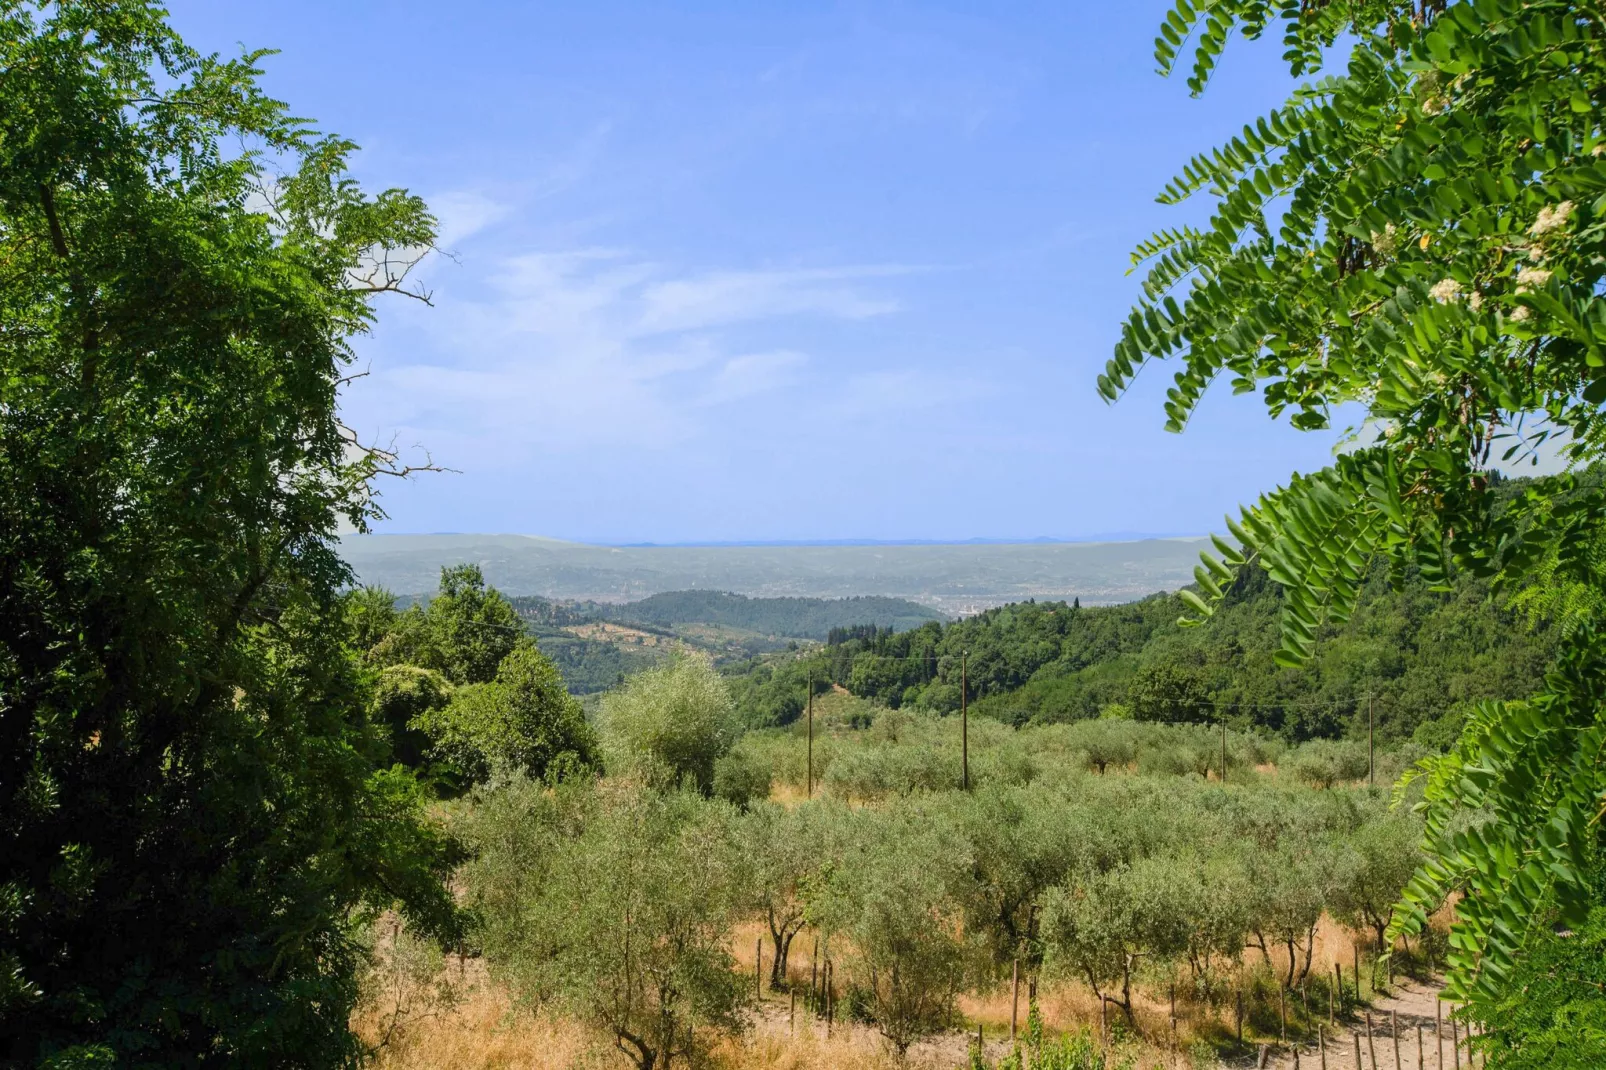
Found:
[1236,989,1244,1043]
[1451,1017,1460,1070]
[1354,945,1362,1001]
[1335,962,1344,1014]
[1222,710,1228,782]
[1354,1034,1365,1070]
[1329,976,1335,1026]
[1417,1024,1424,1070]
[1280,984,1287,1043]
[789,986,796,1030]
[1436,1000,1443,1070]
[1319,1024,1328,1070]
[1367,1011,1379,1070]
[756,936,763,1000]
[1393,1010,1402,1070]
[825,960,833,1036]
[1011,959,1020,1043]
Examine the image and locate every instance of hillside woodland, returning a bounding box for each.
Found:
[724,562,1555,749]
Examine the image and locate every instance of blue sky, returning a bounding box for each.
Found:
[168,1,1348,543]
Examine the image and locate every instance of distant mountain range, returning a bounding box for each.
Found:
[338,533,1212,615]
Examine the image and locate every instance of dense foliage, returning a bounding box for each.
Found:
[585,590,943,639]
[353,567,596,790]
[0,4,463,1064]
[725,564,1554,744]
[1111,0,1606,1028]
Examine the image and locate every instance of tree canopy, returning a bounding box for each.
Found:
[0,3,461,1063]
[1115,0,1606,1017]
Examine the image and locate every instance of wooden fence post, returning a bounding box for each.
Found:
[1236,989,1244,1043]
[1436,999,1443,1070]
[1451,1017,1460,1070]
[1367,1011,1379,1070]
[1319,1024,1328,1070]
[1354,1034,1364,1070]
[1392,1010,1402,1070]
[756,937,762,1001]
[1335,962,1344,1014]
[1354,945,1361,1002]
[1011,959,1020,1043]
[1417,1024,1423,1070]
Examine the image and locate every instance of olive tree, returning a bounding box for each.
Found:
[459,776,747,1070]
[1042,857,1190,1025]
[1332,809,1424,953]
[812,807,971,1059]
[736,800,839,988]
[602,657,740,793]
[945,786,1086,979]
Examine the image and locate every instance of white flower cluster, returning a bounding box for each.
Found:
[1516,266,1554,293]
[1370,224,1399,257]
[1531,201,1576,237]
[1429,277,1464,304]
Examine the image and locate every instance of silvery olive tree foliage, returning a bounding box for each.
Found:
[1109,0,1606,1012]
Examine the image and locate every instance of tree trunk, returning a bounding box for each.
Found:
[616,1028,656,1070]
[1120,953,1136,1024]
[1285,937,1298,990]
[1299,923,1317,984]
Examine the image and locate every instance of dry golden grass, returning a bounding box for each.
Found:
[355,972,600,1070]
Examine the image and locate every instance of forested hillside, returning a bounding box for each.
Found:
[725,565,1556,745]
[589,590,942,637]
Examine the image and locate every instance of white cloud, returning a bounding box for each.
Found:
[352,249,908,457]
[430,191,512,249]
[637,266,906,335]
[700,350,808,405]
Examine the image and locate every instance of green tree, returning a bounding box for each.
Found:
[812,808,970,1059]
[0,5,460,1063]
[1110,0,1606,1016]
[602,657,740,793]
[412,640,595,788]
[1333,809,1424,953]
[736,800,838,988]
[367,565,522,685]
[371,663,454,767]
[460,776,748,1070]
[1042,859,1190,1025]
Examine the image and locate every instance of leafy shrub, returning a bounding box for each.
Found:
[412,641,595,787]
[602,657,739,793]
[712,742,773,809]
[1285,740,1370,789]
[371,665,452,766]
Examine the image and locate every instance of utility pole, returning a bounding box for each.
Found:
[1368,693,1375,788]
[961,650,969,791]
[806,670,814,797]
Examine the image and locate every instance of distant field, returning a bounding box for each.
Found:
[338,534,1209,614]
